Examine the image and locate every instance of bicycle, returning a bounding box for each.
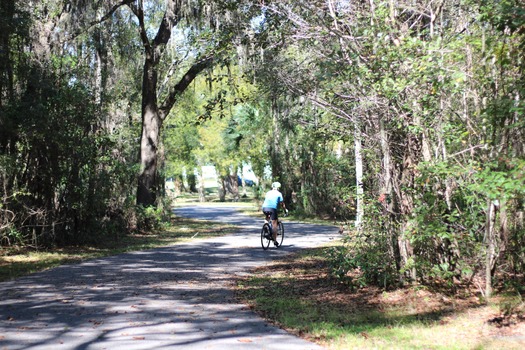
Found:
[261,211,285,250]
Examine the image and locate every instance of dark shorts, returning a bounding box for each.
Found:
[262,207,278,220]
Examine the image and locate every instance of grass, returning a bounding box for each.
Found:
[235,246,525,350]
[0,215,239,282]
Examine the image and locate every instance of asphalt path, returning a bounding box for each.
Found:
[0,205,339,350]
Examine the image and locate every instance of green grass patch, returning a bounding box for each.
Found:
[235,246,525,350]
[0,216,239,282]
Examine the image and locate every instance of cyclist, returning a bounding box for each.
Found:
[262,181,288,246]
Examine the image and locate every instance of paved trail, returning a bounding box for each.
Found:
[0,205,339,349]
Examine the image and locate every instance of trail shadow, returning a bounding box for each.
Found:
[0,206,337,349]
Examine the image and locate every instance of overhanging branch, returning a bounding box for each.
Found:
[128,1,152,54]
[159,56,214,121]
[65,0,136,41]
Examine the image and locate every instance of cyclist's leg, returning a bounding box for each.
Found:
[263,207,278,240]
[275,221,284,246]
[271,211,279,241]
[271,219,278,240]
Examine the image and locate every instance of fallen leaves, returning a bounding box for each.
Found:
[88,319,103,327]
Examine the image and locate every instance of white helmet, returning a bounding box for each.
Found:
[271,181,281,189]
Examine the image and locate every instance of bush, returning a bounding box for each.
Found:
[326,228,399,289]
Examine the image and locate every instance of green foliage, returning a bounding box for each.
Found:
[407,162,485,283]
[479,0,525,34]
[326,244,364,288]
[1,62,136,246]
[471,159,525,201]
[327,212,399,289]
[163,65,266,202]
[135,205,168,232]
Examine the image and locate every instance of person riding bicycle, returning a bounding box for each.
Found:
[262,181,288,246]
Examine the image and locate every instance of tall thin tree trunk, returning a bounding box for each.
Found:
[354,121,363,229]
[485,199,497,298]
[0,0,15,106]
[380,118,392,197]
[270,98,283,181]
[198,169,206,202]
[218,174,226,202]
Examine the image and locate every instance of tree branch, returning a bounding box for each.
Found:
[128,1,152,56]
[159,56,214,120]
[65,0,136,41]
[154,0,180,47]
[143,0,182,63]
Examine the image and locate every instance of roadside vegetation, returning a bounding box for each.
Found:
[236,245,525,350]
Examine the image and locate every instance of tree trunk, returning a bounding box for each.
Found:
[188,172,197,192]
[354,121,364,229]
[198,169,206,202]
[0,0,15,106]
[485,199,497,298]
[137,60,162,207]
[218,176,226,202]
[228,173,239,202]
[270,98,283,181]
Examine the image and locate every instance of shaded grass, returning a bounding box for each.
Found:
[235,246,525,350]
[0,216,239,282]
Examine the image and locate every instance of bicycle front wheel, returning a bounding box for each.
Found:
[276,221,284,247]
[261,223,272,250]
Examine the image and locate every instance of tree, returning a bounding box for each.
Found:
[128,1,213,207]
[66,0,243,208]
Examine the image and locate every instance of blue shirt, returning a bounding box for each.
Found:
[262,189,283,209]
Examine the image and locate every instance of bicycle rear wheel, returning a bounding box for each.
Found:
[276,221,284,247]
[261,223,271,250]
